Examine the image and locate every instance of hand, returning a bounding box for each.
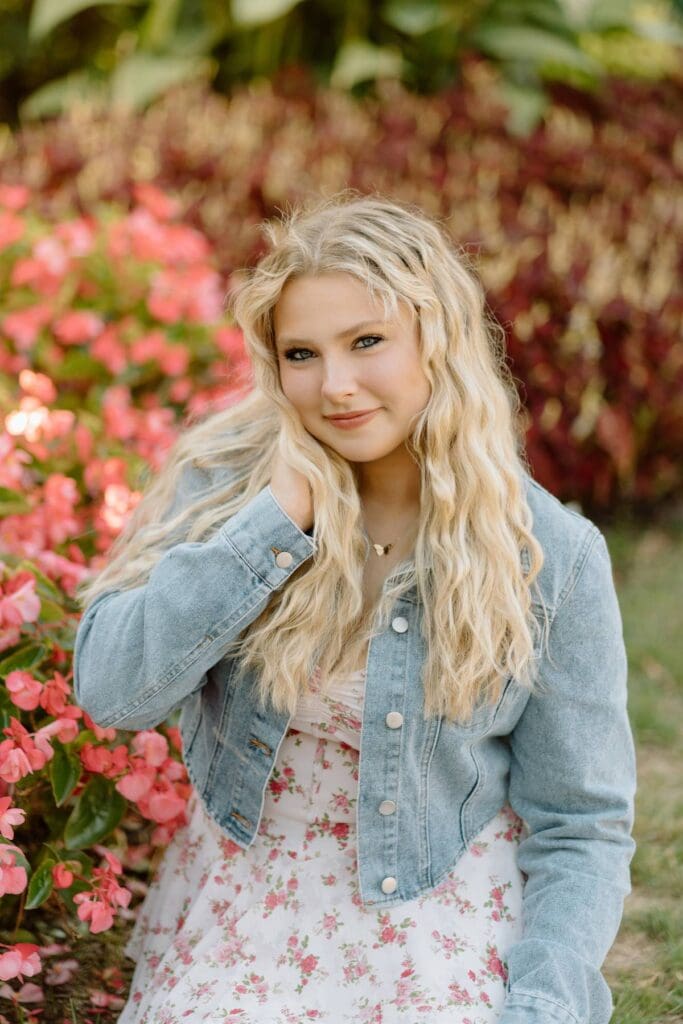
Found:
[269,447,314,533]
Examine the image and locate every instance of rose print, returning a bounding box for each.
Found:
[372,913,416,949]
[431,928,470,960]
[483,879,515,923]
[117,686,521,1024]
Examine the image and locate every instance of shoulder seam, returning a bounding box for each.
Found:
[555,523,602,616]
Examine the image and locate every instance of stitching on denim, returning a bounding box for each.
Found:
[507,989,580,1023]
[555,523,600,615]
[219,530,273,586]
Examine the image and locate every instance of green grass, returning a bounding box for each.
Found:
[602,521,683,1024]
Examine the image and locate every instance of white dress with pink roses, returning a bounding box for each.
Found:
[118,666,526,1024]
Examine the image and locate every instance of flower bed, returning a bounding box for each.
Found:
[2,61,681,512]
[0,183,248,1021]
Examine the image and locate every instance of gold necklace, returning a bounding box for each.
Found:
[363,522,416,558]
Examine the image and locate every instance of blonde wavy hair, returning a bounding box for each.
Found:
[78,192,545,723]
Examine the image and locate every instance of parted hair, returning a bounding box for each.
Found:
[77,192,545,723]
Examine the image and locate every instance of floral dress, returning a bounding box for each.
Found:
[118,666,527,1024]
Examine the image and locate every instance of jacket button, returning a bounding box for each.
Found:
[385,711,403,729]
[391,616,408,633]
[381,876,397,894]
[275,551,293,568]
[378,799,396,815]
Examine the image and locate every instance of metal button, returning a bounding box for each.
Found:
[275,551,293,568]
[378,799,396,816]
[381,876,397,894]
[391,616,408,633]
[385,711,403,729]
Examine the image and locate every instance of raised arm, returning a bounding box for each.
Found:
[500,530,636,1024]
[73,469,316,732]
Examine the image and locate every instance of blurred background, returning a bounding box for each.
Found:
[0,1,681,1021]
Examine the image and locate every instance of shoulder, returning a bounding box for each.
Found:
[522,472,603,616]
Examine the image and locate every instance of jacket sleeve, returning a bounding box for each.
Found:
[73,469,316,732]
[499,529,636,1024]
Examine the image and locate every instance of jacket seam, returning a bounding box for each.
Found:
[505,989,580,1023]
[554,524,601,616]
[265,484,317,552]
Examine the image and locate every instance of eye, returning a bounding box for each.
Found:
[282,334,385,363]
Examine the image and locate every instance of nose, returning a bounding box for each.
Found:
[320,355,358,402]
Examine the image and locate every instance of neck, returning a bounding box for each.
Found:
[354,446,422,513]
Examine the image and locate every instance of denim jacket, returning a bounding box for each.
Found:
[73,461,636,1024]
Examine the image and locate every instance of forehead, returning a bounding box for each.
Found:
[272,272,411,339]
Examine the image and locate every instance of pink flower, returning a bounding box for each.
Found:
[133,182,181,221]
[89,989,125,1009]
[115,765,155,801]
[34,716,79,755]
[52,863,75,889]
[0,572,40,627]
[131,729,168,768]
[73,896,114,934]
[2,305,52,350]
[5,671,43,712]
[91,323,128,373]
[54,218,95,257]
[0,185,30,211]
[80,743,128,778]
[44,958,79,985]
[18,370,57,403]
[0,797,25,840]
[0,210,24,252]
[0,846,28,897]
[300,955,318,975]
[487,952,507,980]
[38,672,72,717]
[53,310,103,346]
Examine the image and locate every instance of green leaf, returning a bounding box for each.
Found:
[48,348,107,382]
[16,561,63,602]
[230,0,303,28]
[39,599,67,623]
[25,858,56,910]
[0,487,31,515]
[471,24,603,74]
[63,776,126,850]
[382,1,454,36]
[20,71,107,120]
[110,52,215,111]
[0,644,48,676]
[28,0,139,41]
[496,79,549,136]
[50,742,82,807]
[330,39,404,90]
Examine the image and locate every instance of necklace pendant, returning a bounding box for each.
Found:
[373,542,392,556]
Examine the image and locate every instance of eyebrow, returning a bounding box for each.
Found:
[275,319,386,349]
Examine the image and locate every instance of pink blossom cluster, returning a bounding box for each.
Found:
[115,729,191,845]
[0,182,251,1013]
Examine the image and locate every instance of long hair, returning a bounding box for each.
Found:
[77,192,545,723]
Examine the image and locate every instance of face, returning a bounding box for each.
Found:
[273,273,431,468]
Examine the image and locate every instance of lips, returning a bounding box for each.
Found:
[325,409,379,421]
[325,408,380,429]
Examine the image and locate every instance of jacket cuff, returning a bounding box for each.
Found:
[220,484,316,590]
[499,992,579,1024]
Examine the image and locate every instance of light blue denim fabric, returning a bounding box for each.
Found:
[73,461,636,1024]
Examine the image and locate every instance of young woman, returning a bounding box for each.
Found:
[74,194,636,1024]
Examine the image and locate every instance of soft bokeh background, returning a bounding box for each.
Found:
[0,2,681,1021]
